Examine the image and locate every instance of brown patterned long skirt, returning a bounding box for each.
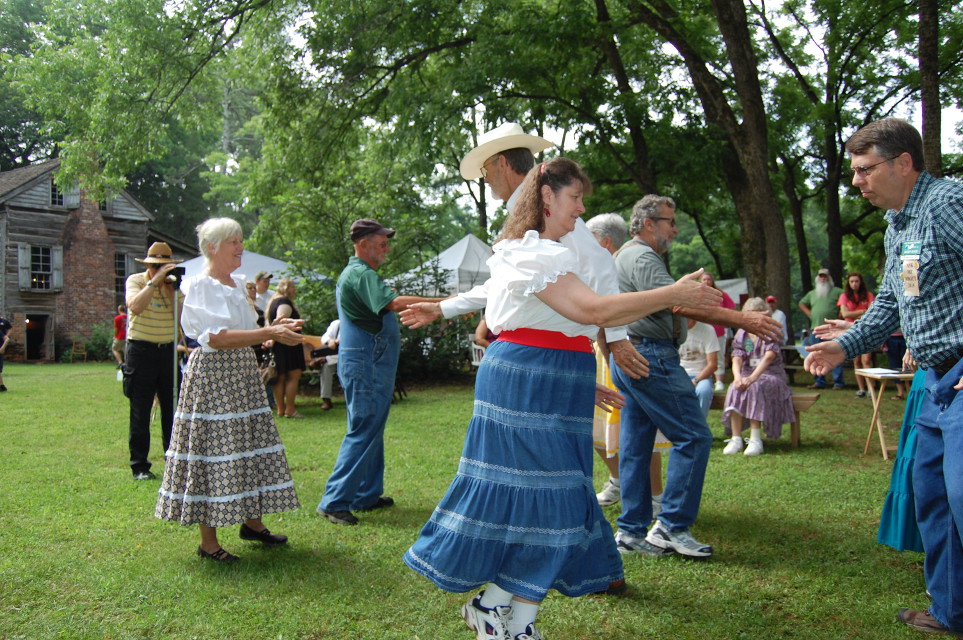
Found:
[155,347,300,527]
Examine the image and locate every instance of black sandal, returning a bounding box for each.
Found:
[197,546,240,563]
[239,523,288,546]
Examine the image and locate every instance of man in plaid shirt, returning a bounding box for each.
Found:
[806,118,963,637]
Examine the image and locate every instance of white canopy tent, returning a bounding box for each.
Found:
[180,251,297,282]
[394,234,493,296]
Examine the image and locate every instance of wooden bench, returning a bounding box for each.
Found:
[710,392,820,448]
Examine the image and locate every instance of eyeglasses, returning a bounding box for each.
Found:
[649,216,678,228]
[849,155,900,178]
[479,157,497,179]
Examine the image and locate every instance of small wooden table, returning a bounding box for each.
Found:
[855,368,916,460]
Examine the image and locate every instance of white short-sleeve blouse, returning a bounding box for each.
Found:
[485,230,599,339]
[180,273,259,351]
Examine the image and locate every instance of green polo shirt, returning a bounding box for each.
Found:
[337,257,399,334]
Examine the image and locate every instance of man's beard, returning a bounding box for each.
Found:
[815,281,831,298]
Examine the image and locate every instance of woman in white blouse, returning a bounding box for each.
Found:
[155,218,304,563]
[402,159,721,640]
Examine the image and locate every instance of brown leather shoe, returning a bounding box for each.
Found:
[897,609,963,637]
[321,398,333,410]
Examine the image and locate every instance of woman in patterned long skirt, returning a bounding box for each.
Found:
[401,158,722,640]
[156,217,304,563]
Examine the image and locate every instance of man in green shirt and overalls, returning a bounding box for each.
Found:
[318,218,442,525]
[798,268,844,389]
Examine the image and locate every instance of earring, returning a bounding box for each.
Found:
[544,208,551,218]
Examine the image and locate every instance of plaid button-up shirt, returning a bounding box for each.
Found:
[836,172,963,369]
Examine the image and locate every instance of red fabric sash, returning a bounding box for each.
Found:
[498,328,593,353]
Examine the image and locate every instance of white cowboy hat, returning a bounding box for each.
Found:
[459,123,554,180]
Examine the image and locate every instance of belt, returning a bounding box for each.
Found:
[932,348,963,375]
[498,328,593,353]
[128,339,174,348]
[627,335,678,348]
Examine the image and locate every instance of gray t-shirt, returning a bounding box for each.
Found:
[615,239,687,343]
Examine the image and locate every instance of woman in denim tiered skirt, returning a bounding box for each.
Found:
[403,158,721,640]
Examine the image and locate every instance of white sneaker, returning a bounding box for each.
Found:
[462,592,512,640]
[615,529,673,557]
[645,520,713,558]
[714,381,725,392]
[512,623,546,640]
[596,480,621,506]
[722,437,744,455]
[744,438,764,456]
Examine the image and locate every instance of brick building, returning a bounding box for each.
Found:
[0,160,155,361]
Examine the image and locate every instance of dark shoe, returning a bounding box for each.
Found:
[197,546,240,563]
[357,496,394,512]
[317,507,358,525]
[593,578,627,596]
[133,471,157,480]
[897,608,963,637]
[833,384,845,390]
[807,384,825,390]
[856,390,867,398]
[239,523,288,546]
[0,384,7,391]
[321,398,333,410]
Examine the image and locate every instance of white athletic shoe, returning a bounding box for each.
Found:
[722,437,744,455]
[462,592,512,640]
[744,438,764,456]
[645,520,713,558]
[714,381,725,392]
[596,480,621,506]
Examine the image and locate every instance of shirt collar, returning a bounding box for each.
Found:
[885,171,932,226]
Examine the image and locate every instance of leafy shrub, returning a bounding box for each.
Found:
[60,322,114,362]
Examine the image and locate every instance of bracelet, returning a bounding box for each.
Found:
[147,280,156,287]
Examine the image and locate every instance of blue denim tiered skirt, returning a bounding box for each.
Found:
[403,338,624,601]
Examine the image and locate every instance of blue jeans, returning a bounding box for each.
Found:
[611,339,712,538]
[692,377,713,419]
[912,362,963,631]
[803,333,844,387]
[318,308,400,513]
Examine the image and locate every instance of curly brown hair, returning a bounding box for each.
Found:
[498,157,592,241]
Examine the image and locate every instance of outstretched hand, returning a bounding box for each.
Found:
[804,340,846,377]
[399,302,443,329]
[673,269,723,309]
[740,312,783,344]
[813,318,853,341]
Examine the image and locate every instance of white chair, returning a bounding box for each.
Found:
[470,342,486,367]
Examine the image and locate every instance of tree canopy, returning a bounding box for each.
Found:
[3,0,963,335]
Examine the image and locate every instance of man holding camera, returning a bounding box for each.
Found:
[124,242,183,480]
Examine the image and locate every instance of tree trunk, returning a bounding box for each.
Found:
[919,0,942,177]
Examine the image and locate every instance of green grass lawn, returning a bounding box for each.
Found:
[0,362,926,639]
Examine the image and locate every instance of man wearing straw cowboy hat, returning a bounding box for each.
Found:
[124,242,183,480]
[417,122,650,383]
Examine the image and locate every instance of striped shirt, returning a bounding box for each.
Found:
[836,172,963,368]
[125,272,181,343]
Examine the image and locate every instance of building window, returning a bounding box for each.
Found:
[31,246,52,289]
[17,243,64,292]
[115,253,128,295]
[50,180,64,207]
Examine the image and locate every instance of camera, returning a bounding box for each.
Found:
[165,266,186,288]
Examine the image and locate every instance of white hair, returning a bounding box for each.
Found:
[196,217,243,260]
[586,213,628,248]
[742,296,769,314]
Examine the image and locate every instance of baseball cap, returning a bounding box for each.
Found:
[254,271,273,281]
[350,218,396,242]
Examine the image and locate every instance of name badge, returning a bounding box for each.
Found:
[749,357,761,368]
[900,241,921,297]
